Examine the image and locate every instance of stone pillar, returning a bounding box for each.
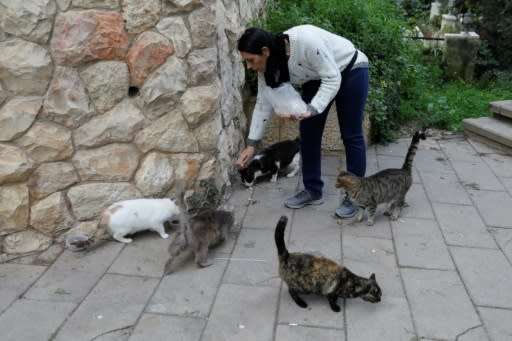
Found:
[443,32,480,81]
[430,2,441,20]
[441,14,458,33]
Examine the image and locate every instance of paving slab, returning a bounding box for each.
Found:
[277,284,344,329]
[340,217,393,240]
[222,228,280,287]
[321,154,341,176]
[451,246,512,308]
[0,264,45,313]
[202,283,279,341]
[478,307,512,341]
[481,153,512,178]
[438,137,483,162]
[342,235,405,298]
[391,217,454,270]
[24,267,103,303]
[488,227,512,262]
[0,299,76,341]
[401,183,435,219]
[375,138,412,157]
[451,159,504,191]
[24,243,124,303]
[419,170,472,204]
[54,274,159,341]
[401,268,481,340]
[275,324,344,341]
[432,203,497,248]
[467,189,512,228]
[51,241,124,273]
[457,326,490,341]
[502,177,512,195]
[345,296,415,341]
[288,209,341,260]
[146,259,228,318]
[108,233,173,277]
[129,314,205,341]
[414,147,456,174]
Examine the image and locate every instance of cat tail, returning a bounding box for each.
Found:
[274,216,289,262]
[164,231,190,275]
[401,130,427,172]
[78,215,110,250]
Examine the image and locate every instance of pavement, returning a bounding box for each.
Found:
[1,134,512,341]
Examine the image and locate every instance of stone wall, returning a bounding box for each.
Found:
[0,0,266,258]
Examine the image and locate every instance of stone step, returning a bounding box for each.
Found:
[490,100,512,119]
[463,115,512,153]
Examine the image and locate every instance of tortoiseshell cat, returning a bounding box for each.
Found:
[275,216,381,312]
[336,130,427,225]
[163,208,234,275]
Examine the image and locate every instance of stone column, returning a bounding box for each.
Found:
[443,32,480,81]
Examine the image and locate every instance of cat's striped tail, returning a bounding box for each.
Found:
[401,130,426,173]
[274,216,289,261]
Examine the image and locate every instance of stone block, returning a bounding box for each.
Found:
[53,274,159,341]
[391,217,454,270]
[451,246,512,308]
[147,259,228,318]
[432,203,496,248]
[0,264,45,313]
[201,283,279,341]
[0,299,75,341]
[222,228,280,287]
[130,314,205,340]
[345,296,415,341]
[401,268,480,340]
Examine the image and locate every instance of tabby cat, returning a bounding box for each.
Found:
[275,216,381,312]
[336,130,426,226]
[163,208,234,275]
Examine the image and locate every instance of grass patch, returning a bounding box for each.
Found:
[402,78,512,132]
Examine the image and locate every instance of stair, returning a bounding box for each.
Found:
[463,100,512,153]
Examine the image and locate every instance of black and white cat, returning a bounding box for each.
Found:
[239,137,301,187]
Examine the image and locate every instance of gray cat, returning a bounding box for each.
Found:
[163,208,234,275]
[336,130,426,225]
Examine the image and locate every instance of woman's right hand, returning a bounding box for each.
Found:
[236,146,255,168]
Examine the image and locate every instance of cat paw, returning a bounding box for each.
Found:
[120,238,133,243]
[366,220,375,226]
[197,261,212,268]
[160,233,169,239]
[296,302,308,309]
[330,304,341,312]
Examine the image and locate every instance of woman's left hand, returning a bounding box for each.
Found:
[281,111,311,121]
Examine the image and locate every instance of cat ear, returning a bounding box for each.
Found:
[370,273,376,280]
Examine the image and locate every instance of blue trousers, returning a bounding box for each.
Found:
[300,67,369,197]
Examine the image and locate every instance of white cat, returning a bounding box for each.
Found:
[68,198,181,249]
[99,198,180,243]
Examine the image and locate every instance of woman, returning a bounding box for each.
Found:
[236,25,369,218]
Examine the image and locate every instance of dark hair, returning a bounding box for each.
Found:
[237,27,289,88]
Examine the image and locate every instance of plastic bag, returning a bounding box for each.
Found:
[262,82,307,117]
